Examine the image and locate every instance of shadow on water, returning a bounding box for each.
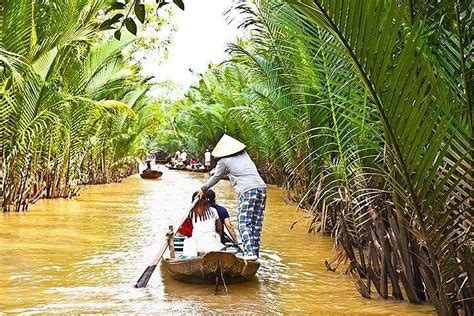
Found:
[0,167,436,314]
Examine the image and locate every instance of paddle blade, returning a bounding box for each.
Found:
[134,265,157,288]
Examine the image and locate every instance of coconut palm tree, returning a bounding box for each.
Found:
[0,0,158,211]
[286,1,471,313]
[153,0,472,313]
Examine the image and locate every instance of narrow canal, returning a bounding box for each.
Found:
[0,170,436,314]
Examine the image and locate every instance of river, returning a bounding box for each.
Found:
[0,170,436,314]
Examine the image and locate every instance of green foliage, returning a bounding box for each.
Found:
[134,1,146,24]
[152,0,472,313]
[173,0,185,11]
[0,0,163,211]
[104,0,185,40]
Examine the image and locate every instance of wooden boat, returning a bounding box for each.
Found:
[165,163,208,173]
[163,251,259,284]
[162,235,260,284]
[184,166,208,173]
[140,170,163,179]
[165,163,186,170]
[154,150,169,164]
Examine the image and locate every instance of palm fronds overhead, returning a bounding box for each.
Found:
[152,1,472,314]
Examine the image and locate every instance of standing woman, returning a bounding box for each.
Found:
[199,134,267,260]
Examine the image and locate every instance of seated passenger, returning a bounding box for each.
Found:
[180,150,188,165]
[189,158,197,169]
[182,192,224,256]
[205,189,239,245]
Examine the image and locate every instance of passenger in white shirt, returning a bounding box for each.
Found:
[204,149,211,168]
[172,150,181,166]
[182,192,224,256]
[180,150,188,165]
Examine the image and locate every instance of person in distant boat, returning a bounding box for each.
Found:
[174,150,181,162]
[182,192,224,256]
[145,160,152,171]
[189,158,197,169]
[180,150,188,165]
[204,149,211,168]
[199,134,267,260]
[205,189,238,245]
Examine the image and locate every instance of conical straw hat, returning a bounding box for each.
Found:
[212,134,246,158]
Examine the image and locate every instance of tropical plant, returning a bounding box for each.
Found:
[287,1,472,314]
[101,0,185,40]
[152,0,472,314]
[0,0,164,211]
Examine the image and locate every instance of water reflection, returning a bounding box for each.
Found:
[0,169,435,314]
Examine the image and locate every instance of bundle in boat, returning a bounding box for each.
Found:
[140,170,163,179]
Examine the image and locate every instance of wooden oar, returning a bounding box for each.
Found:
[135,198,199,288]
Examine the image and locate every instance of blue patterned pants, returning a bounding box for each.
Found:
[238,188,267,257]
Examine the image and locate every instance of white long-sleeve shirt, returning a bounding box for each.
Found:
[202,151,266,195]
[204,151,211,163]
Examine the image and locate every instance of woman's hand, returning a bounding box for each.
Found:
[197,189,205,199]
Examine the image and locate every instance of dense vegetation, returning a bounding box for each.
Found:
[0,0,166,211]
[1,0,471,313]
[152,1,472,314]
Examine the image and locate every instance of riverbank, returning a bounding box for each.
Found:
[0,171,436,314]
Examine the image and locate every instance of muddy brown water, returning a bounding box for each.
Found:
[0,170,436,314]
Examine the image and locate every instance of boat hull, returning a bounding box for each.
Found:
[140,170,163,179]
[184,167,208,173]
[165,164,186,170]
[163,251,259,284]
[165,164,208,173]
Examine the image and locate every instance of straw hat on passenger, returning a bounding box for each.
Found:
[212,134,246,158]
